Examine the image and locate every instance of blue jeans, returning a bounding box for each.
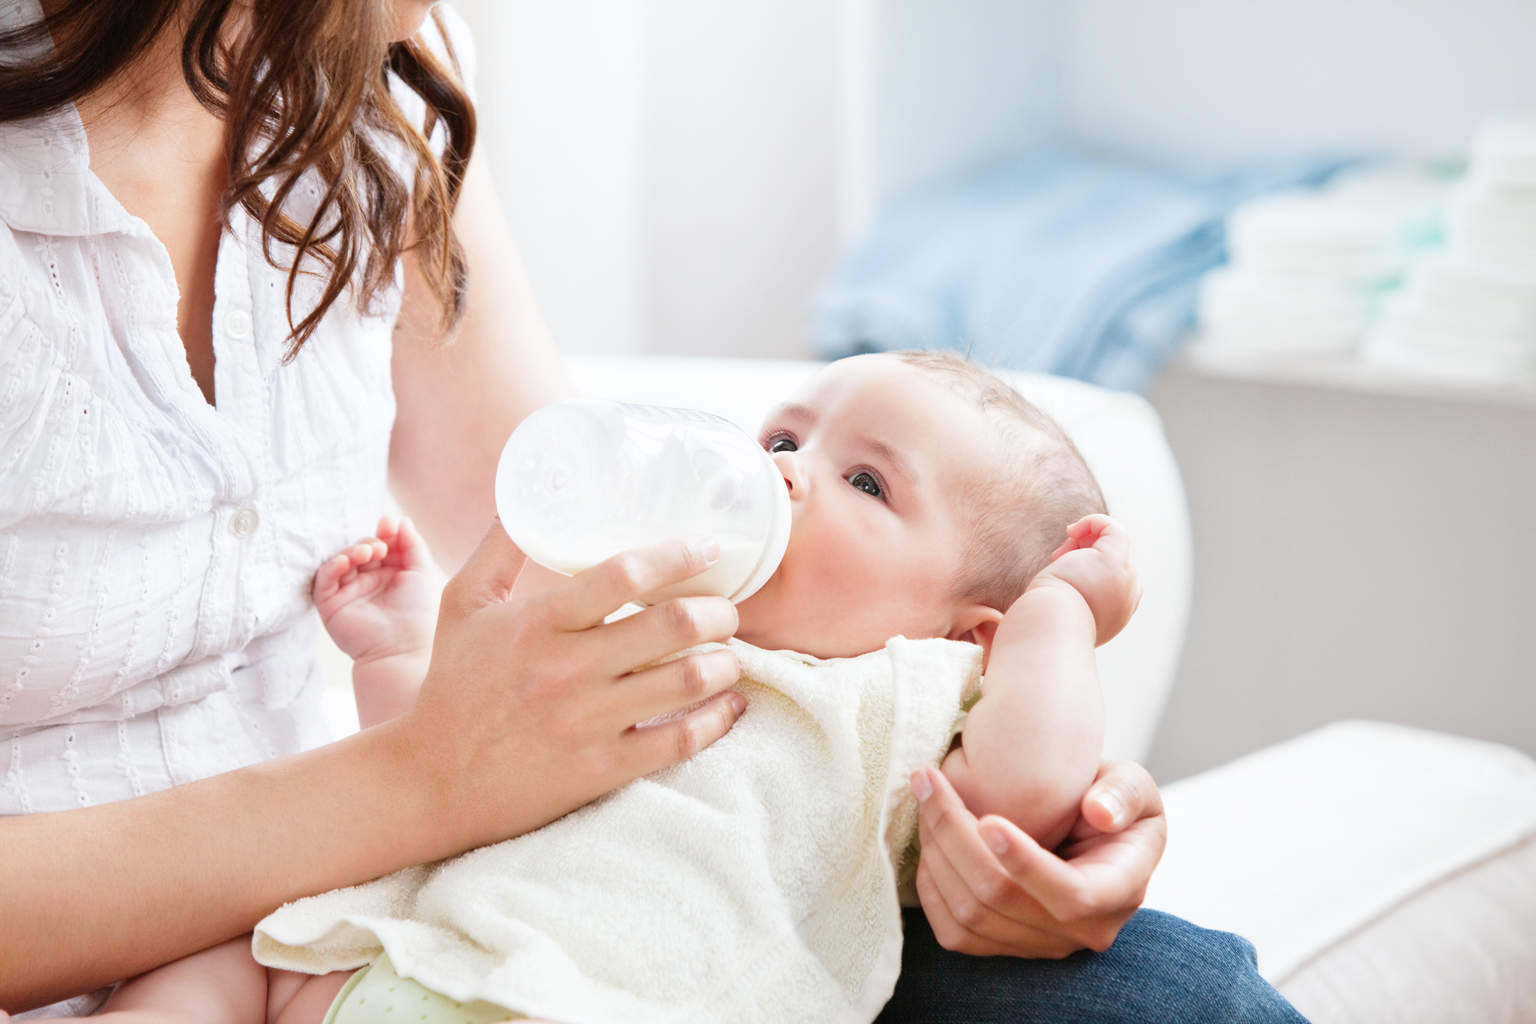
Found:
[876,907,1310,1023]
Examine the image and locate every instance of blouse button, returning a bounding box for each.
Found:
[230,507,260,538]
[223,308,254,340]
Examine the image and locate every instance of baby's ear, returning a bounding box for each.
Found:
[947,605,1005,670]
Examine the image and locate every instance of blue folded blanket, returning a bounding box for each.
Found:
[814,146,1352,391]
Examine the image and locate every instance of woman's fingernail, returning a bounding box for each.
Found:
[981,824,1009,855]
[691,538,721,565]
[729,692,747,715]
[1095,790,1126,827]
[911,770,932,803]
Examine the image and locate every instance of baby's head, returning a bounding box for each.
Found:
[734,351,1105,659]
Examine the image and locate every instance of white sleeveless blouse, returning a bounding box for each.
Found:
[0,0,473,822]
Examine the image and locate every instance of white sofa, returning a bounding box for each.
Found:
[326,353,1536,1022]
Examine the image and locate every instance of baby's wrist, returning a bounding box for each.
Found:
[1023,573,1095,621]
[352,647,431,683]
[1027,569,1089,603]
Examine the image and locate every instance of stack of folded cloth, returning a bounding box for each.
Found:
[1362,116,1536,379]
[814,146,1348,392]
[1195,164,1453,356]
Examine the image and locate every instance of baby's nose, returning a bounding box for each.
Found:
[772,450,807,498]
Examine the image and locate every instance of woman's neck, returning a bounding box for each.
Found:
[40,0,225,162]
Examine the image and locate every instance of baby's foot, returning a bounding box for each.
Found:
[314,516,437,664]
[1033,514,1141,646]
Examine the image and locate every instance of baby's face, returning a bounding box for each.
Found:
[734,355,1001,659]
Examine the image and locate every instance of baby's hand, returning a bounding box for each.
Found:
[314,516,437,664]
[1033,514,1141,646]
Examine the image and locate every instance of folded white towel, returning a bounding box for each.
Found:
[254,637,982,1024]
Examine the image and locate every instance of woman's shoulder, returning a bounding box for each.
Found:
[418,3,477,98]
[390,3,478,120]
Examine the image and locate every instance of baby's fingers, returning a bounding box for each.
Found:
[1051,515,1107,560]
[379,516,427,571]
[312,552,353,601]
[340,538,389,571]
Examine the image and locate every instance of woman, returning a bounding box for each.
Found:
[0,1,1300,1021]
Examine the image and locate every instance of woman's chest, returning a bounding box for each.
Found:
[0,215,401,723]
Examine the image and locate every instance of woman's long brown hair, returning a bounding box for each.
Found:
[0,0,476,358]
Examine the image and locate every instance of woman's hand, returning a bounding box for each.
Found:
[393,520,747,854]
[911,759,1167,958]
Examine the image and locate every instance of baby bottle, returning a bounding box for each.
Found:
[495,398,792,603]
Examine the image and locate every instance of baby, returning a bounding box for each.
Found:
[62,350,1137,1024]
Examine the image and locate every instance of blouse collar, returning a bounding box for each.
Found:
[0,0,142,238]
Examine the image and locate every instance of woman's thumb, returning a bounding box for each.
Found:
[444,518,529,608]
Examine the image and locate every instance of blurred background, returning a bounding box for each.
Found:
[451,0,1535,782]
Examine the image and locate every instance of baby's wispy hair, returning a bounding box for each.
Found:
[893,349,1107,611]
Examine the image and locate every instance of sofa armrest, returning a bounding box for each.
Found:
[1145,721,1536,988]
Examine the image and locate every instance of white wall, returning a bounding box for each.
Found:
[640,1,843,359]
[452,0,843,359]
[1062,0,1536,163]
[453,0,647,355]
[1145,362,1536,780]
[867,0,1064,207]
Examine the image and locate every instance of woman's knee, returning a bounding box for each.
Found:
[1110,910,1307,1023]
[878,907,1308,1024]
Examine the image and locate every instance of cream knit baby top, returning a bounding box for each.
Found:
[256,638,985,1024]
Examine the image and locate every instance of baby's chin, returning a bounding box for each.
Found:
[731,589,783,649]
[733,596,878,660]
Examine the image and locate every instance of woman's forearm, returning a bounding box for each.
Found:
[0,719,445,1012]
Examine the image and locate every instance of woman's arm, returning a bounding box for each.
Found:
[0,717,436,1011]
[0,527,746,1013]
[388,150,575,573]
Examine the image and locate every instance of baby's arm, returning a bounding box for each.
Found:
[314,516,439,730]
[25,934,347,1024]
[940,515,1140,851]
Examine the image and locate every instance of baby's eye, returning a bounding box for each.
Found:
[766,435,798,453]
[847,470,883,499]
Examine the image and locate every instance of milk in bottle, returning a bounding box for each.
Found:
[494,399,791,603]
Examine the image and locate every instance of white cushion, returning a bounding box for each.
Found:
[1278,835,1536,1024]
[1146,720,1536,1020]
[566,354,1193,763]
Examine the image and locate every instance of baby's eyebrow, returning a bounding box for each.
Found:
[859,435,916,487]
[773,402,816,423]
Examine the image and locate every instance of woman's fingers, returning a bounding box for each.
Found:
[597,596,739,674]
[442,519,530,612]
[1073,759,1165,839]
[913,854,1080,958]
[914,767,1102,927]
[622,689,747,777]
[547,539,723,631]
[912,766,1150,956]
[610,646,742,726]
[914,770,1039,927]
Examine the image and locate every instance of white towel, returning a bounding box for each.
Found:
[254,636,982,1024]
